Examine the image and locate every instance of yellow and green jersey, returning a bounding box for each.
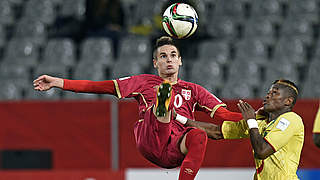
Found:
[313,105,320,133]
[222,112,304,180]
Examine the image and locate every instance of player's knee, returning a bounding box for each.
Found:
[187,129,208,146]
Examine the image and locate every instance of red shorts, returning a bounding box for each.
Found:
[134,108,194,168]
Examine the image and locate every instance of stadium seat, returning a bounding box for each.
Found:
[118,35,151,67]
[0,79,27,100]
[189,59,224,93]
[110,58,145,79]
[198,40,230,65]
[300,78,320,98]
[14,18,47,45]
[214,0,246,19]
[49,0,63,6]
[304,58,320,82]
[243,17,276,42]
[263,61,300,89]
[206,16,239,40]
[1,38,39,67]
[0,0,14,26]
[228,57,262,87]
[7,0,24,5]
[41,38,76,67]
[201,0,215,22]
[73,61,106,81]
[34,63,69,79]
[0,64,30,80]
[59,0,86,20]
[272,37,308,65]
[128,0,160,26]
[23,0,55,25]
[301,58,320,97]
[287,0,317,15]
[221,80,255,99]
[79,37,114,67]
[250,0,283,19]
[235,38,270,65]
[280,15,315,38]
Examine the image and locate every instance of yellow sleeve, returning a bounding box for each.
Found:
[264,112,303,151]
[222,120,250,139]
[313,105,320,133]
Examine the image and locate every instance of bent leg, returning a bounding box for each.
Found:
[134,107,173,167]
[179,129,208,180]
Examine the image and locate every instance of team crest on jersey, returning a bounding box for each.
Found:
[181,89,191,100]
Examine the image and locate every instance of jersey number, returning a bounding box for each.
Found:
[174,94,183,108]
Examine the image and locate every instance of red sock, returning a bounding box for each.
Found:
[179,129,208,180]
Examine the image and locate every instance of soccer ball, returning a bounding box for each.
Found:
[162,3,198,39]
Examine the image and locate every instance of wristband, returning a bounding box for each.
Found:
[247,119,258,129]
[176,114,188,125]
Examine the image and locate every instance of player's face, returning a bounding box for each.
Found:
[153,45,182,76]
[263,84,289,113]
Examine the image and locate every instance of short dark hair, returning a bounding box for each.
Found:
[153,36,180,59]
[273,79,298,106]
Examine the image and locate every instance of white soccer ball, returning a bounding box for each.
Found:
[162,3,198,39]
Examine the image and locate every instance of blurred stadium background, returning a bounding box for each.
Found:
[0,0,320,179]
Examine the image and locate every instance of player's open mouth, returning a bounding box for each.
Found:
[167,65,173,69]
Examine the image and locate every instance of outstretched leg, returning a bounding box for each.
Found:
[179,129,208,180]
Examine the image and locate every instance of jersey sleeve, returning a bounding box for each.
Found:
[214,107,243,122]
[222,115,267,139]
[194,84,227,118]
[264,113,303,151]
[221,120,250,139]
[313,105,320,133]
[113,75,144,99]
[63,79,115,94]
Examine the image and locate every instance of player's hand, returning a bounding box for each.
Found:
[33,75,63,91]
[255,106,268,120]
[237,100,256,120]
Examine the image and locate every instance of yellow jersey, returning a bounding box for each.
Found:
[313,105,320,133]
[222,112,304,180]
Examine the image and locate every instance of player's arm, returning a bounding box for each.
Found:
[214,106,243,122]
[173,110,223,140]
[33,75,116,95]
[174,108,250,140]
[238,100,275,159]
[186,120,223,140]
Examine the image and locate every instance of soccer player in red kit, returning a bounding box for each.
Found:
[33,36,242,180]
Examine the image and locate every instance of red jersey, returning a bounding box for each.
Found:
[114,74,226,130]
